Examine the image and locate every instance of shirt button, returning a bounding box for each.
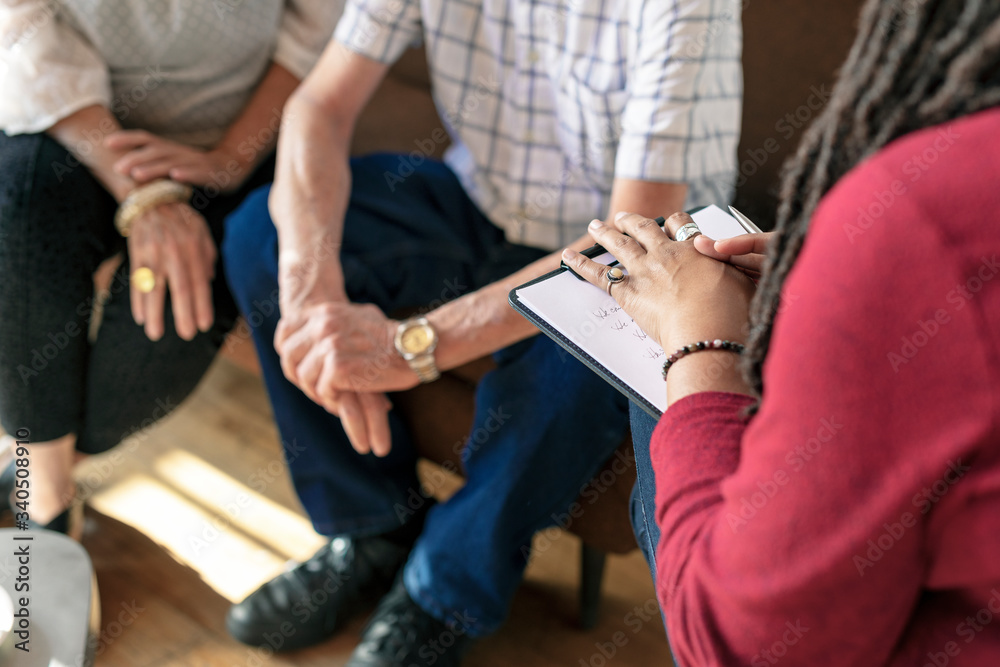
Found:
[527,50,540,64]
[524,131,534,143]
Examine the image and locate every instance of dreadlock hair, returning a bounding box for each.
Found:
[744,0,1000,401]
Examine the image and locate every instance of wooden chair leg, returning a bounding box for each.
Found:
[579,543,607,630]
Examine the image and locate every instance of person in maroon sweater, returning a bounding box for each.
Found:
[560,1,1000,665]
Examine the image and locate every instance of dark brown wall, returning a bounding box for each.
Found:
[733,0,866,227]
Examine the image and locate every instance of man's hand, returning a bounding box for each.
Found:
[107,131,244,192]
[262,46,398,455]
[275,301,417,396]
[313,388,394,458]
[273,245,416,458]
[128,202,216,341]
[273,301,416,458]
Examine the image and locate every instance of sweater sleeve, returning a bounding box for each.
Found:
[651,155,995,666]
[0,1,110,134]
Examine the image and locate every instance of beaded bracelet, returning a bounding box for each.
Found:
[661,339,745,379]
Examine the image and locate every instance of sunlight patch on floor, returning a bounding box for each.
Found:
[83,466,322,604]
[68,360,333,604]
[153,449,326,561]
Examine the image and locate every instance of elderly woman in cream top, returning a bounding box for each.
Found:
[0,0,342,533]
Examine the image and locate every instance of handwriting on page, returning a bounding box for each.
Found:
[592,306,663,356]
[513,206,751,415]
[518,261,670,412]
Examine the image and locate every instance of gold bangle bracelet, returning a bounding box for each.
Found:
[114,180,193,237]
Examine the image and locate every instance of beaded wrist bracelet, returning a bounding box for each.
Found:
[661,339,745,379]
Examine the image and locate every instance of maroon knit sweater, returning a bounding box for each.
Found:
[653,107,1000,666]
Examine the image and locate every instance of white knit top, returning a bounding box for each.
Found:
[0,0,343,147]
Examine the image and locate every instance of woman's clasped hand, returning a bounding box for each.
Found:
[560,211,771,355]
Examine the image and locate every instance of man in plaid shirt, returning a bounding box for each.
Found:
[223,0,741,664]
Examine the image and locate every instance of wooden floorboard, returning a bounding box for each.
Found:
[30,359,675,666]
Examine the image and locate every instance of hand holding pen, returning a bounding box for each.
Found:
[691,206,773,281]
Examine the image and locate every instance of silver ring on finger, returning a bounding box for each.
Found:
[675,222,702,242]
[606,266,626,297]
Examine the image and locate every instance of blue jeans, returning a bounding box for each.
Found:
[629,402,662,580]
[630,403,677,661]
[222,155,629,636]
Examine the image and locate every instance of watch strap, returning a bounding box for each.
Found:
[408,353,440,383]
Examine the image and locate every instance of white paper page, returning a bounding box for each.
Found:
[515,206,749,414]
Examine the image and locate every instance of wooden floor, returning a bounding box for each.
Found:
[41,359,675,666]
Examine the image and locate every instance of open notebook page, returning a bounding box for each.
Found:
[514,205,749,414]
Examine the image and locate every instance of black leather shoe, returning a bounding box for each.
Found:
[227,534,414,651]
[347,577,475,667]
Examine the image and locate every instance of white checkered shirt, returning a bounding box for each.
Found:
[336,0,742,250]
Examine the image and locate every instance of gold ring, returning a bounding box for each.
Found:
[131,267,157,293]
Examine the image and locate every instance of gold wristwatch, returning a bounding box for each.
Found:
[394,317,440,383]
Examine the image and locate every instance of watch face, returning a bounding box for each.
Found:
[400,325,433,354]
